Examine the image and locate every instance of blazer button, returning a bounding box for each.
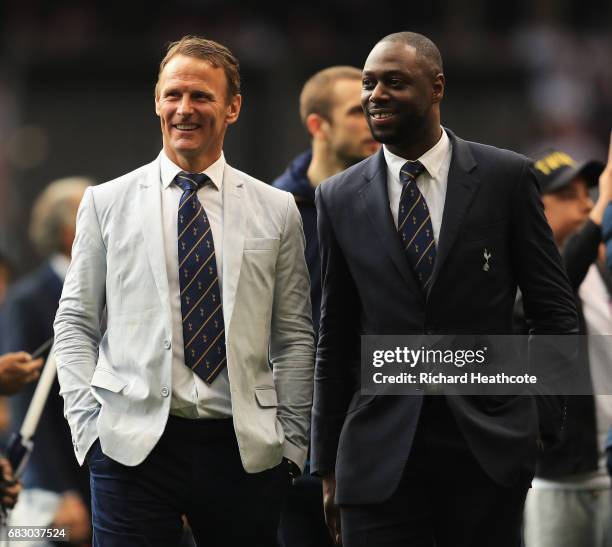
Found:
[163,340,171,350]
[161,387,170,397]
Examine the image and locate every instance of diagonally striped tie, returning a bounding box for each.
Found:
[175,173,226,384]
[398,160,436,291]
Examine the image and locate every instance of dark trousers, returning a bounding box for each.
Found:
[341,397,532,547]
[88,416,290,547]
[278,471,334,547]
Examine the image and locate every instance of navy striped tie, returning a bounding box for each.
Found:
[398,161,436,291]
[175,173,226,384]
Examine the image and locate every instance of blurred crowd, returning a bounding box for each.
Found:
[1,1,611,273]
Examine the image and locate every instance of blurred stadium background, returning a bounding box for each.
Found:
[0,0,610,271]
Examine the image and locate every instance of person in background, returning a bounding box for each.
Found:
[0,251,12,316]
[1,177,92,545]
[273,65,379,547]
[273,66,379,336]
[0,457,20,510]
[601,138,612,482]
[0,352,42,396]
[601,133,612,270]
[517,142,612,547]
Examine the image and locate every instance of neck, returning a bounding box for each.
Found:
[307,141,347,188]
[165,146,221,174]
[387,123,442,161]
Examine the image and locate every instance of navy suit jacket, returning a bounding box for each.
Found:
[2,261,90,502]
[310,130,578,504]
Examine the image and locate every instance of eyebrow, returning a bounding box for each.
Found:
[162,87,215,100]
[363,69,407,77]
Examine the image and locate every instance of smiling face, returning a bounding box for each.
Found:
[361,40,444,157]
[155,54,241,172]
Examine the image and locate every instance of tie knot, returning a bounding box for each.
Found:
[400,160,425,183]
[175,173,209,193]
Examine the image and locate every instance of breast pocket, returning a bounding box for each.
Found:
[460,219,506,243]
[240,238,280,305]
[109,232,159,312]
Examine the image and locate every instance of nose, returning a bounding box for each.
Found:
[177,94,193,117]
[585,195,594,213]
[369,82,388,103]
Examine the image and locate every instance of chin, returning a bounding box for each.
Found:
[371,131,400,145]
[172,144,201,157]
[366,125,394,144]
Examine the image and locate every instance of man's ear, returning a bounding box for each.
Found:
[226,94,242,125]
[432,73,445,104]
[154,84,161,116]
[305,113,330,140]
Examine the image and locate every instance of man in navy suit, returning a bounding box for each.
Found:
[310,32,578,546]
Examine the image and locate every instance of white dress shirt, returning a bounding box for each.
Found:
[49,253,71,282]
[160,150,232,419]
[384,128,452,244]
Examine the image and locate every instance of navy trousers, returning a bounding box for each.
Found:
[87,416,290,547]
[341,397,532,547]
[278,471,334,547]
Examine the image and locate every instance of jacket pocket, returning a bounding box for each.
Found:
[255,386,278,408]
[90,368,127,393]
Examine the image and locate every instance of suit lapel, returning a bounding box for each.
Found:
[426,131,480,298]
[221,164,245,334]
[137,159,171,310]
[359,149,421,290]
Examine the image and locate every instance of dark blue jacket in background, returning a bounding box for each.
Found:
[2,262,90,503]
[272,151,321,337]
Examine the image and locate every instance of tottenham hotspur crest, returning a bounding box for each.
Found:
[483,248,491,272]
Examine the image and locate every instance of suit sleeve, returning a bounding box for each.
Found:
[510,161,579,444]
[510,163,578,333]
[269,193,315,471]
[310,185,361,476]
[53,187,106,464]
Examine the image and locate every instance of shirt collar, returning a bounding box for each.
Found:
[160,150,225,191]
[49,253,70,282]
[383,127,450,182]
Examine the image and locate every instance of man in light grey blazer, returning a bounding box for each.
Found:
[53,35,314,547]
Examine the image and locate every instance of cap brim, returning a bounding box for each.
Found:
[545,160,604,193]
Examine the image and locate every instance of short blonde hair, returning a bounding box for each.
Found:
[29,177,92,257]
[299,66,362,126]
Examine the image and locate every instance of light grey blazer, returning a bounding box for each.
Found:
[53,155,315,473]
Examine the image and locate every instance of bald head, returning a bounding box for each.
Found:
[378,32,443,78]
